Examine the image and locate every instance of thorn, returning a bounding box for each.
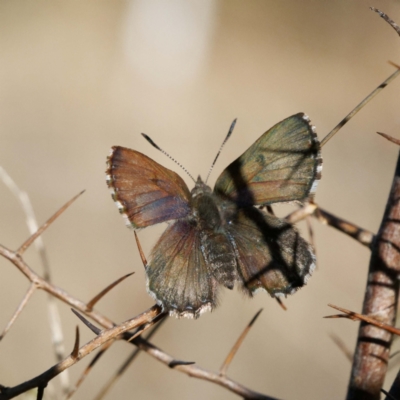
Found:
[86,272,135,311]
[17,190,85,255]
[377,131,400,146]
[168,360,196,368]
[134,231,148,268]
[388,60,400,70]
[71,309,102,335]
[71,326,80,360]
[275,297,287,311]
[219,309,263,376]
[326,304,400,336]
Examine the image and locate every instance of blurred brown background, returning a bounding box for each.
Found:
[1,1,400,399]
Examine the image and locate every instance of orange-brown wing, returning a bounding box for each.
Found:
[106,146,191,228]
[214,113,322,206]
[146,220,219,318]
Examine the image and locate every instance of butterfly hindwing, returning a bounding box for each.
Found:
[106,146,191,228]
[214,113,322,206]
[226,207,315,296]
[146,219,219,318]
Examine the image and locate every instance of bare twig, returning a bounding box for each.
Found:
[346,151,400,400]
[86,272,134,312]
[133,335,278,400]
[0,167,50,270]
[370,8,400,36]
[377,131,400,146]
[285,202,317,224]
[0,243,119,329]
[314,207,374,248]
[0,306,161,400]
[320,68,400,147]
[220,309,263,376]
[0,283,36,340]
[0,168,77,394]
[285,203,375,247]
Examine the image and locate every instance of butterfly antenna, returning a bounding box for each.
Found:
[205,118,237,184]
[141,133,196,183]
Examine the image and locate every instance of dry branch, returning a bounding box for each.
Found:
[0,306,160,399]
[0,199,277,399]
[346,151,400,400]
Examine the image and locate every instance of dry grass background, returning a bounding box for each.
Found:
[1,1,400,399]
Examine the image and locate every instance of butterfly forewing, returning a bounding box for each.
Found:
[147,219,219,318]
[214,113,322,206]
[226,207,315,296]
[106,146,191,228]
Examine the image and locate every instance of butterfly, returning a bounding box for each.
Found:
[106,113,322,318]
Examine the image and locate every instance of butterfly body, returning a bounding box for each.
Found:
[106,113,322,318]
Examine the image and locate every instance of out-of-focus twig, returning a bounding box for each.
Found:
[329,333,353,362]
[0,167,76,394]
[0,283,36,341]
[370,8,400,36]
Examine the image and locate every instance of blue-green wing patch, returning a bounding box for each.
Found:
[214,113,322,206]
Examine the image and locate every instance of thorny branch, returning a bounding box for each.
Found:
[0,202,275,399]
[286,203,374,248]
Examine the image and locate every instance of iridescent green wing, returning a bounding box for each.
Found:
[214,113,322,206]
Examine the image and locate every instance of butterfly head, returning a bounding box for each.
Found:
[191,175,212,199]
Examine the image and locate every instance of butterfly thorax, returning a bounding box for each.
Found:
[189,176,238,289]
[190,176,228,230]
